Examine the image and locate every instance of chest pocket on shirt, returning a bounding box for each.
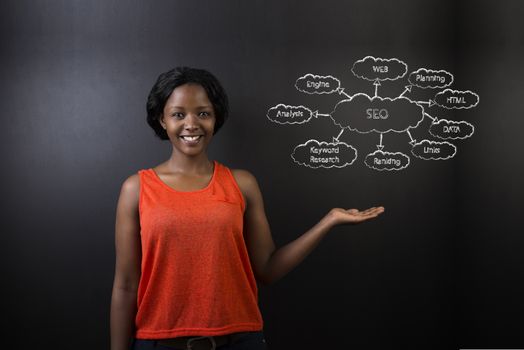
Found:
[209,193,244,216]
[210,193,241,205]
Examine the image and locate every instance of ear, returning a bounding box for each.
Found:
[159,114,167,130]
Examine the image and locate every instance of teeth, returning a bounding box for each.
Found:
[181,136,200,141]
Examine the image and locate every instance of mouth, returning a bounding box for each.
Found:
[179,135,204,144]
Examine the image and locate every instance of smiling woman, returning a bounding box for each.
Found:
[146,67,229,140]
[160,83,216,158]
[110,67,384,350]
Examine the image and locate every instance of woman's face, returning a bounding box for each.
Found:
[160,83,216,158]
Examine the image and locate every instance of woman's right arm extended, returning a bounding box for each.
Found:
[110,174,142,350]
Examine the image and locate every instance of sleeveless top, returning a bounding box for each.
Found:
[135,161,263,339]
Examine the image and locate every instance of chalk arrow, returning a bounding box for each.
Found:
[424,112,438,122]
[373,79,381,97]
[407,129,417,146]
[376,133,384,151]
[333,128,345,144]
[313,110,331,118]
[399,85,413,97]
[338,88,353,99]
[416,99,436,107]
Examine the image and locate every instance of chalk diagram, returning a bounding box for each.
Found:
[266,56,479,171]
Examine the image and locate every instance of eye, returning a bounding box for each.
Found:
[172,112,184,119]
[198,111,211,118]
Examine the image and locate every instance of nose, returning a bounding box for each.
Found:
[183,113,200,130]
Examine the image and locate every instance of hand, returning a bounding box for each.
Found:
[326,206,385,227]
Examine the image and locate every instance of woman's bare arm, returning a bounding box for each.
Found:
[233,170,384,285]
[110,174,142,350]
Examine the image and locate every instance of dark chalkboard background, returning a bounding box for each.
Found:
[1,1,523,349]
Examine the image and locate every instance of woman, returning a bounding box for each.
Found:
[110,67,384,350]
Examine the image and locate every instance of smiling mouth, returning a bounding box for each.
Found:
[179,135,203,142]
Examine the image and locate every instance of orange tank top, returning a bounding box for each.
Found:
[135,161,263,339]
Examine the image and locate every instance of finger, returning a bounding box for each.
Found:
[365,206,384,214]
[365,211,384,219]
[360,209,384,219]
[361,207,379,215]
[361,207,376,214]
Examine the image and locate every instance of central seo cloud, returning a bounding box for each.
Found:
[331,94,424,133]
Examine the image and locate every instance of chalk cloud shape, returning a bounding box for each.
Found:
[408,68,453,89]
[267,104,312,124]
[331,93,424,134]
[429,119,475,140]
[411,140,457,160]
[291,139,357,169]
[364,150,410,171]
[434,89,479,109]
[295,74,341,94]
[351,56,407,81]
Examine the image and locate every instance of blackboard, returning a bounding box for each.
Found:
[1,1,523,349]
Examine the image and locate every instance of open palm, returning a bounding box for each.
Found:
[329,206,385,226]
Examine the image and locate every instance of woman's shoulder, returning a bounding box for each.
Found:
[230,168,256,183]
[118,172,141,203]
[230,168,260,195]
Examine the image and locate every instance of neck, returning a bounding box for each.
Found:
[165,150,213,174]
